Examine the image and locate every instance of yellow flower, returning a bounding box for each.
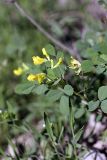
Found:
[51,58,63,69]
[32,56,46,65]
[69,57,81,74]
[70,57,81,69]
[42,48,50,60]
[27,73,46,84]
[13,67,23,76]
[32,48,62,69]
[32,48,50,65]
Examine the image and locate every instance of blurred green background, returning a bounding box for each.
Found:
[0,0,107,159]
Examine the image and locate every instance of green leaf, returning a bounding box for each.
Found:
[92,54,103,65]
[47,68,57,80]
[46,90,63,102]
[88,100,100,111]
[65,144,73,158]
[98,86,107,101]
[69,100,74,131]
[100,54,107,62]
[82,48,98,59]
[57,51,64,59]
[6,101,17,113]
[53,67,62,78]
[81,60,94,73]
[45,44,56,56]
[44,113,55,141]
[32,84,48,95]
[75,108,85,118]
[95,65,105,74]
[64,85,74,96]
[100,100,107,113]
[60,95,69,117]
[15,82,35,95]
[73,127,83,144]
[59,64,66,78]
[99,42,107,55]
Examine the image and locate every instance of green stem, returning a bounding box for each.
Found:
[74,91,86,101]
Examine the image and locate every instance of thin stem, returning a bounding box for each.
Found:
[74,91,86,101]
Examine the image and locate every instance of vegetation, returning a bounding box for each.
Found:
[0,0,107,159]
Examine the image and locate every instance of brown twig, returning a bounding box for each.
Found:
[4,0,81,60]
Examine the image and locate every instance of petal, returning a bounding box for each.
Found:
[27,74,38,81]
[32,56,46,65]
[13,67,23,76]
[27,73,46,83]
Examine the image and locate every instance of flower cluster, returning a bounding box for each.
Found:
[13,47,81,84]
[32,48,62,69]
[27,48,63,84]
[27,73,46,84]
[69,56,81,75]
